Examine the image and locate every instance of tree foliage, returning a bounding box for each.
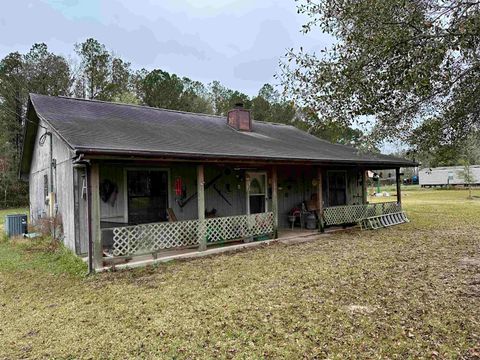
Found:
[0,44,71,207]
[281,0,480,148]
[0,37,367,207]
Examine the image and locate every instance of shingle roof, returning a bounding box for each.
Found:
[27,93,415,166]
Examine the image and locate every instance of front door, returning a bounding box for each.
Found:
[246,172,267,214]
[127,170,169,224]
[328,171,347,206]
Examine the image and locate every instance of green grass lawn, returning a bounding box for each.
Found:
[1,189,479,359]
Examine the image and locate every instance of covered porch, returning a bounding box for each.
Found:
[78,160,404,271]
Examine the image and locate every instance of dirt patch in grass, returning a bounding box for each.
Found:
[0,190,479,358]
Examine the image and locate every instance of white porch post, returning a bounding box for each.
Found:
[90,163,103,270]
[197,164,206,251]
[396,168,402,206]
[271,166,278,238]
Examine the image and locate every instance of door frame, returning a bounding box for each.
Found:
[245,171,268,214]
[123,167,171,223]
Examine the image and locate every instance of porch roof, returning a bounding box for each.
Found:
[25,93,416,167]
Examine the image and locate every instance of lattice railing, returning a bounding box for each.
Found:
[204,212,274,244]
[323,202,401,226]
[112,219,200,256]
[111,212,274,256]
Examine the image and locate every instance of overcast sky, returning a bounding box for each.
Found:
[0,0,333,96]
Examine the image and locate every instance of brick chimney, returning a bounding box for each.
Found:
[227,103,252,131]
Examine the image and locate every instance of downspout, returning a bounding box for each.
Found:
[49,132,56,240]
[49,132,54,193]
[73,155,93,274]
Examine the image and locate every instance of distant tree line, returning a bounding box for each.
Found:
[0,38,367,208]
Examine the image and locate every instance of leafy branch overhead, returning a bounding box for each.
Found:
[281,0,480,149]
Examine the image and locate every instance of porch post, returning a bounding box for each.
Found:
[317,167,325,233]
[271,166,278,238]
[197,164,206,251]
[396,167,402,206]
[90,163,103,270]
[362,169,368,204]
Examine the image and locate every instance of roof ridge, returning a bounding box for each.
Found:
[30,93,228,120]
[252,119,293,127]
[30,93,302,127]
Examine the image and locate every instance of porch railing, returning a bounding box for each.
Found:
[111,212,274,257]
[323,202,401,226]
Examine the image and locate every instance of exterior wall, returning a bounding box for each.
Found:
[419,166,480,186]
[96,163,364,231]
[99,164,127,223]
[276,166,316,228]
[29,120,76,251]
[98,163,247,224]
[275,167,363,228]
[346,168,364,205]
[170,165,248,220]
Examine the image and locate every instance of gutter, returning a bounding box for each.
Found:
[73,148,418,168]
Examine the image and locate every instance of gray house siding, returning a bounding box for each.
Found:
[98,163,248,224]
[29,119,76,252]
[95,163,363,232]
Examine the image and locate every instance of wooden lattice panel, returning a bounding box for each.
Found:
[112,212,274,256]
[323,202,401,226]
[112,219,200,256]
[204,212,274,244]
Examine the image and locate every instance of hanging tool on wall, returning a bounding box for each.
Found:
[213,183,232,206]
[178,172,225,208]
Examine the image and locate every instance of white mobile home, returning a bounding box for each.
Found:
[419,165,480,187]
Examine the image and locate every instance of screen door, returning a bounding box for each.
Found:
[127,170,168,224]
[246,172,268,214]
[327,171,347,206]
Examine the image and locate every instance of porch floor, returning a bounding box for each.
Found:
[97,226,352,272]
[277,228,319,240]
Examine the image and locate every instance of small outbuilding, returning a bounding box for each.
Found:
[20,94,415,271]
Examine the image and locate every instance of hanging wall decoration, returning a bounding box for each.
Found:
[175,177,183,197]
[100,179,118,206]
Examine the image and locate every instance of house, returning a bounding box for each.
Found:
[20,94,416,271]
[419,165,480,187]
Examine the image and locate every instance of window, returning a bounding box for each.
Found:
[328,171,347,206]
[127,170,169,224]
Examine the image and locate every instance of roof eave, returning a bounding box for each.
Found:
[75,147,418,167]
